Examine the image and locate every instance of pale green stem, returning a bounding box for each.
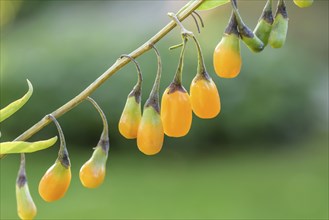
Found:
[192,36,207,74]
[0,0,206,159]
[144,44,162,113]
[86,97,109,153]
[48,114,70,168]
[120,54,143,91]
[173,37,188,85]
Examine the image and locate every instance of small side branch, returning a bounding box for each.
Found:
[8,0,205,146]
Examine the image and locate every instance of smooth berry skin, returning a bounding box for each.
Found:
[16,183,37,220]
[80,146,107,188]
[119,96,141,139]
[38,161,71,202]
[161,86,192,137]
[213,34,242,78]
[190,76,221,119]
[137,106,164,155]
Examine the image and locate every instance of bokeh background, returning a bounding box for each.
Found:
[0,0,328,219]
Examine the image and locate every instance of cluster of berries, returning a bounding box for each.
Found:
[118,14,221,156]
[13,0,313,219]
[16,98,109,219]
[214,0,313,78]
[118,0,313,156]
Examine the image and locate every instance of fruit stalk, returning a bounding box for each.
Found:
[86,97,110,153]
[48,114,70,168]
[144,44,162,113]
[0,0,206,159]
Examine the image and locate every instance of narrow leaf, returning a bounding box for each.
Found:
[197,0,230,11]
[0,79,33,122]
[0,136,57,154]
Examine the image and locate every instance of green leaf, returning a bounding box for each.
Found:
[197,0,230,11]
[0,136,57,154]
[0,79,33,123]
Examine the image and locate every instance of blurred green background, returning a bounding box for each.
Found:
[0,0,328,219]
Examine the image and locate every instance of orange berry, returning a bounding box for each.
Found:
[213,34,242,78]
[118,96,141,139]
[137,106,164,155]
[161,84,192,137]
[79,146,107,188]
[190,74,221,119]
[38,161,71,202]
[16,183,37,220]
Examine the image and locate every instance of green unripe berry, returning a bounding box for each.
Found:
[239,25,265,53]
[269,0,288,49]
[254,0,273,46]
[232,3,265,53]
[254,20,272,47]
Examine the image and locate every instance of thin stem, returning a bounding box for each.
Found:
[225,10,239,36]
[266,0,273,13]
[173,37,188,85]
[259,0,273,24]
[149,44,162,99]
[120,54,143,103]
[231,0,237,9]
[48,114,70,168]
[145,44,162,113]
[169,43,184,50]
[167,12,192,85]
[0,0,207,159]
[168,12,193,37]
[191,36,207,75]
[192,11,204,28]
[120,54,143,88]
[230,0,254,38]
[230,0,245,29]
[191,13,201,33]
[168,12,187,32]
[86,97,109,153]
[169,12,207,79]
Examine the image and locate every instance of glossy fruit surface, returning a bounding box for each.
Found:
[213,34,242,78]
[38,161,71,202]
[190,76,220,119]
[118,96,141,139]
[137,106,164,155]
[293,0,313,8]
[16,183,37,220]
[79,146,107,188]
[161,86,192,137]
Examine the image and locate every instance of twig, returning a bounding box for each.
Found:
[9,1,205,145]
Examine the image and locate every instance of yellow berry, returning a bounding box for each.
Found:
[190,75,220,119]
[38,161,71,202]
[79,146,107,188]
[161,85,192,137]
[118,96,141,139]
[16,183,37,220]
[213,34,242,78]
[137,106,164,155]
